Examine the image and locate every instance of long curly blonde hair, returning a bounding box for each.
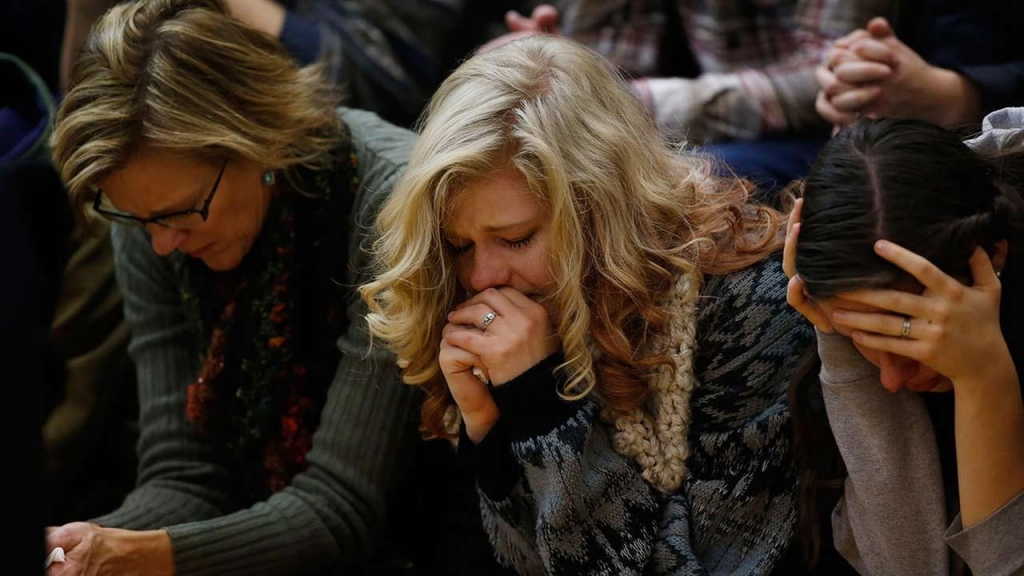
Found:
[361,36,782,438]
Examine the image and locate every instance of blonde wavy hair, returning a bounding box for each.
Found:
[361,36,782,438]
[50,0,342,222]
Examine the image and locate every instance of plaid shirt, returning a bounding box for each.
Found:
[285,0,892,139]
[555,0,896,142]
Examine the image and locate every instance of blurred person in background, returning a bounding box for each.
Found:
[61,0,463,127]
[815,3,1024,132]
[475,0,894,198]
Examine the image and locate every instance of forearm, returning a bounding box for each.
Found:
[636,73,789,143]
[93,483,226,530]
[953,357,1024,528]
[104,528,175,576]
[637,65,828,143]
[153,358,418,576]
[926,67,983,128]
[464,401,499,444]
[817,333,950,574]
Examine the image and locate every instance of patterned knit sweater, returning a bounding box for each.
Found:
[458,254,814,575]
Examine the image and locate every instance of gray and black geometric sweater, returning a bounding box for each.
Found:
[458,254,814,575]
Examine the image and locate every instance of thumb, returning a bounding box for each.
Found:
[867,17,895,39]
[968,246,999,288]
[506,10,538,32]
[531,4,560,32]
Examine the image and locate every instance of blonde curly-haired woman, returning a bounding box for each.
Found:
[362,35,817,575]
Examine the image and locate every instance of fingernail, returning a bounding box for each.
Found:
[832,310,847,321]
[874,240,889,252]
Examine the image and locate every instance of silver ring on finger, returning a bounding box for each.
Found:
[481,311,497,331]
[900,316,911,339]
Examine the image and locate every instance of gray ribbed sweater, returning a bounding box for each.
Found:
[94,109,419,575]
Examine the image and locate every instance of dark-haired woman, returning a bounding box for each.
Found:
[785,112,1024,575]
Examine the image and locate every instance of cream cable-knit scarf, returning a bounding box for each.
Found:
[601,269,701,494]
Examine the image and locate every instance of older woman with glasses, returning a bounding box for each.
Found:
[90,158,227,233]
[44,0,436,574]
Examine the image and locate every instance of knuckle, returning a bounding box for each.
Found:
[815,95,828,114]
[787,292,806,309]
[947,283,965,301]
[492,345,511,366]
[510,330,526,350]
[525,313,543,333]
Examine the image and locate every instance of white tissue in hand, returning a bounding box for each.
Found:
[471,366,489,384]
[45,547,65,569]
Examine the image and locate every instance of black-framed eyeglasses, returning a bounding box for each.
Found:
[92,159,228,229]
